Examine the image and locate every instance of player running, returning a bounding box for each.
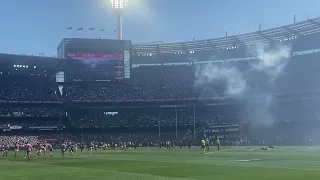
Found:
[23,142,27,158]
[122,142,127,151]
[89,143,94,155]
[42,143,47,157]
[14,143,19,158]
[206,139,210,152]
[179,140,182,150]
[171,141,175,151]
[36,144,42,158]
[70,144,76,156]
[2,144,8,158]
[201,139,206,154]
[47,143,53,157]
[26,143,32,161]
[61,143,66,157]
[216,138,220,151]
[80,143,84,152]
[166,141,170,151]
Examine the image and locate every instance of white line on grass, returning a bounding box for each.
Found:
[9,160,196,180]
[204,149,234,154]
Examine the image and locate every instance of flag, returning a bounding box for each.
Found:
[100,28,105,31]
[89,27,94,30]
[67,27,72,30]
[77,27,83,30]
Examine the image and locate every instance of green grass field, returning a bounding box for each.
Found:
[1,146,320,180]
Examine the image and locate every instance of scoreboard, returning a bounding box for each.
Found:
[57,38,131,81]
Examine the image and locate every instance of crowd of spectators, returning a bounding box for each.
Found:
[0,43,320,147]
[0,107,63,129]
[39,132,191,146]
[0,107,62,117]
[0,75,60,102]
[70,52,320,101]
[0,48,318,103]
[0,136,39,147]
[68,97,320,128]
[70,107,199,128]
[0,119,64,129]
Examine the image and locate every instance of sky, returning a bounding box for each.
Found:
[0,0,320,56]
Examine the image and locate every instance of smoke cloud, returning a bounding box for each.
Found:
[195,43,291,126]
[250,44,291,82]
[195,64,247,96]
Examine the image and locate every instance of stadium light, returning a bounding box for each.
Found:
[110,0,128,40]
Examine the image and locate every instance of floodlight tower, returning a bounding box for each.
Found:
[110,0,128,40]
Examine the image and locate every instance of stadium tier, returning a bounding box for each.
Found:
[1,17,320,147]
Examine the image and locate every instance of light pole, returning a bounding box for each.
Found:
[110,0,128,40]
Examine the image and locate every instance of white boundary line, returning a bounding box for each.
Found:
[204,149,234,154]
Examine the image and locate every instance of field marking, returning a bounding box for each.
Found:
[233,159,262,162]
[98,155,320,171]
[7,157,320,172]
[5,148,320,173]
[75,151,320,169]
[234,160,251,162]
[204,149,234,154]
[77,149,320,165]
[9,160,196,180]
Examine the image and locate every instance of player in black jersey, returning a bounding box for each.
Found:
[70,144,76,156]
[80,144,84,152]
[216,138,220,151]
[47,143,53,157]
[206,139,210,152]
[61,143,66,157]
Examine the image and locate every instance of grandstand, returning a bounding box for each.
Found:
[0,17,320,141]
[1,16,320,180]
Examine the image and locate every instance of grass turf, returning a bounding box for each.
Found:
[1,146,320,180]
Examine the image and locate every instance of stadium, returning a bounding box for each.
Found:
[2,1,320,180]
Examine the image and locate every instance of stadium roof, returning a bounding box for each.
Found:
[132,17,320,55]
[0,53,65,70]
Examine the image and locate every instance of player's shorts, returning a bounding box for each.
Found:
[201,145,205,149]
[27,150,31,155]
[15,149,19,152]
[61,149,66,152]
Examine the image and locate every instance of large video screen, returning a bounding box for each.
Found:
[67,53,124,81]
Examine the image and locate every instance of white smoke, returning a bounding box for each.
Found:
[195,43,291,126]
[195,64,247,96]
[250,43,291,82]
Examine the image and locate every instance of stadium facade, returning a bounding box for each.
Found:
[1,17,320,146]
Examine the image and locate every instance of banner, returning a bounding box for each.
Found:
[203,124,239,139]
[10,125,23,130]
[29,126,58,130]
